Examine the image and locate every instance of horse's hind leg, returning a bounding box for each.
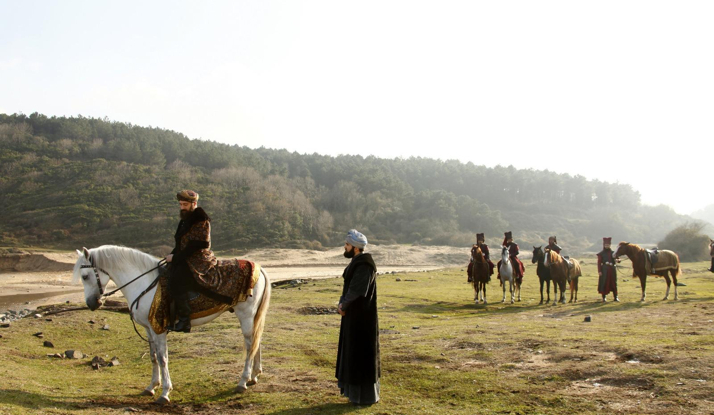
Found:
[672,269,679,300]
[482,282,487,304]
[568,281,574,303]
[662,273,672,300]
[539,278,544,304]
[249,345,262,385]
[235,312,256,393]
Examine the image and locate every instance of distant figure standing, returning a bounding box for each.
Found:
[597,237,619,302]
[709,239,714,273]
[497,231,525,284]
[336,229,380,406]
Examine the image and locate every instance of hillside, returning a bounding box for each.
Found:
[0,113,692,253]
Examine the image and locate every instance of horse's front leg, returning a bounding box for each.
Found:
[539,278,544,305]
[501,282,506,303]
[510,280,514,304]
[154,333,173,405]
[141,329,161,397]
[482,283,487,304]
[568,281,574,303]
[640,275,647,302]
[672,270,679,300]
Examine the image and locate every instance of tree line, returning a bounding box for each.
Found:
[0,113,695,254]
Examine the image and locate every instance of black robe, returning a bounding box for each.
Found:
[335,253,381,386]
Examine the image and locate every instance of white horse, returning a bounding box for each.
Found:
[72,245,271,405]
[499,246,515,304]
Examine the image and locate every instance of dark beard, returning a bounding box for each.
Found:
[180,210,191,220]
[343,247,357,258]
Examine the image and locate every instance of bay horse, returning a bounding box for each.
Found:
[543,249,569,304]
[73,245,271,404]
[499,246,516,303]
[470,246,490,304]
[531,246,554,304]
[614,242,680,301]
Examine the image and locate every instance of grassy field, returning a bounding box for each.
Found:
[0,259,713,415]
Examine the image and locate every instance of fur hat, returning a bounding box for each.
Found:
[477,233,485,242]
[177,190,199,203]
[603,237,612,246]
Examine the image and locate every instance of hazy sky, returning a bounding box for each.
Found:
[1,1,712,215]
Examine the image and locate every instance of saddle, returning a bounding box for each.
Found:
[645,248,660,273]
[149,260,261,334]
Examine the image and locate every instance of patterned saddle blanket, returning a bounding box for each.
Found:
[148,259,261,334]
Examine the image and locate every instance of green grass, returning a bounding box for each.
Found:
[1,261,713,414]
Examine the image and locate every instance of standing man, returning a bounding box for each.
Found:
[336,229,380,406]
[164,190,217,333]
[498,231,525,283]
[472,233,494,279]
[597,237,619,302]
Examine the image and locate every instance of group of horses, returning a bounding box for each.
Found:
[469,241,683,306]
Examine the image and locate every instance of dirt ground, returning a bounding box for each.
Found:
[0,244,469,312]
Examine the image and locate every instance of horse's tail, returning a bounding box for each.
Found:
[248,268,271,360]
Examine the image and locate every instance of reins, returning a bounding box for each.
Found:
[81,258,167,343]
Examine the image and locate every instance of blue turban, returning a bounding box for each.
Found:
[346,229,368,249]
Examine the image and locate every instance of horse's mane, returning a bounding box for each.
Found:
[472,246,484,262]
[72,245,159,284]
[547,250,563,264]
[618,242,642,251]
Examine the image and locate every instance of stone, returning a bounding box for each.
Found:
[47,353,63,358]
[584,315,592,322]
[34,314,42,318]
[65,350,84,359]
[109,357,120,367]
[396,278,402,282]
[43,341,54,348]
[0,323,9,328]
[45,318,53,322]
[101,324,110,330]
[88,320,96,324]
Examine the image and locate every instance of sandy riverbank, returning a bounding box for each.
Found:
[0,244,469,312]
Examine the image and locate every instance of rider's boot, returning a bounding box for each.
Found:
[170,292,192,333]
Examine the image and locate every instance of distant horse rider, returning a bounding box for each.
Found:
[164,190,217,333]
[497,231,525,284]
[471,233,494,280]
[545,236,562,255]
[597,237,619,302]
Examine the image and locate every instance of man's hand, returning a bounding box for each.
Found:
[165,254,173,263]
[598,272,602,277]
[337,303,345,316]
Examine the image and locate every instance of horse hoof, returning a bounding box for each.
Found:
[154,397,170,405]
[140,389,155,397]
[235,385,248,394]
[247,379,257,386]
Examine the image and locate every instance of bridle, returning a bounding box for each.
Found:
[80,257,166,299]
[80,255,167,342]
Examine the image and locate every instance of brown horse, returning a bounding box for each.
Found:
[543,249,570,304]
[614,242,681,301]
[565,257,582,303]
[470,246,490,304]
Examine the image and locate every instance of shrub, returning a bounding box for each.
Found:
[658,222,710,262]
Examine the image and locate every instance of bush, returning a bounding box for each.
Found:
[658,222,710,262]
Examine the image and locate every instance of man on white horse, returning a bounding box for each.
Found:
[164,189,217,333]
[336,229,380,406]
[497,231,525,283]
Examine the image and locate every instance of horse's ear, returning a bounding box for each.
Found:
[82,247,90,260]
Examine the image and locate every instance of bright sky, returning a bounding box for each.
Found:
[1,1,712,215]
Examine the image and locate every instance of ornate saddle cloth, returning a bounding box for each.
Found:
[148,260,261,334]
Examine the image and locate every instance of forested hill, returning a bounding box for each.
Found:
[0,113,690,254]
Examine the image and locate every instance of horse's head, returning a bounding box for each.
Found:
[472,246,484,262]
[73,247,109,311]
[614,242,630,260]
[531,246,543,264]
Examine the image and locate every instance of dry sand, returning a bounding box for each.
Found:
[0,245,469,312]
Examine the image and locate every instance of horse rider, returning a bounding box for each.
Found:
[497,231,525,282]
[164,190,217,333]
[471,233,495,279]
[597,237,619,302]
[545,236,562,255]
